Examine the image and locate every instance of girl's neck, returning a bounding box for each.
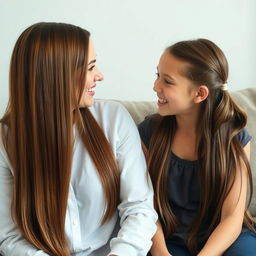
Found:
[175,112,198,134]
[172,111,200,161]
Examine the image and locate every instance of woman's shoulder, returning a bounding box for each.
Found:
[89,99,129,118]
[89,100,136,133]
[0,123,8,151]
[0,123,11,171]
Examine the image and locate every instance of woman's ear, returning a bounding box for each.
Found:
[194,85,209,103]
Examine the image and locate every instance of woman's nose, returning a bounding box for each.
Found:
[95,67,104,81]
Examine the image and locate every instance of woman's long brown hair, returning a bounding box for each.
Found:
[148,39,255,254]
[0,22,119,256]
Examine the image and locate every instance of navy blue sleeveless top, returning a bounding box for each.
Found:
[138,117,252,246]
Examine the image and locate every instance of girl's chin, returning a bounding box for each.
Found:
[158,108,173,116]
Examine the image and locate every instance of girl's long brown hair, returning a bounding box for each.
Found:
[148,39,255,254]
[0,22,119,256]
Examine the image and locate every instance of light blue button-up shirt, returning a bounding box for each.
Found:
[0,100,157,256]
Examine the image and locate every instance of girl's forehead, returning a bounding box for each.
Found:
[158,52,189,75]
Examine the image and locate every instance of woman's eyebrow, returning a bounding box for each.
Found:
[88,59,96,65]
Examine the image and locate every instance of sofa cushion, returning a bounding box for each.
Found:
[231,88,256,216]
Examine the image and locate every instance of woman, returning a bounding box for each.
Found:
[138,39,256,256]
[0,22,157,256]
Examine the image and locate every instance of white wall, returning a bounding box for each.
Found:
[1,0,255,116]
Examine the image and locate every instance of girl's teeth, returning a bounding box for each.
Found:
[87,88,93,92]
[159,98,167,103]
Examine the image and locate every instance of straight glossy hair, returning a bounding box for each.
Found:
[0,22,120,256]
[147,39,255,254]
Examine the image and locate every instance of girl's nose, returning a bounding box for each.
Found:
[153,80,161,92]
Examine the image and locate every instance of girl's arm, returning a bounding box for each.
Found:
[198,142,251,256]
[150,220,172,256]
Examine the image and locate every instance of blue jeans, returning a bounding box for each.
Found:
[224,229,256,256]
[147,230,256,256]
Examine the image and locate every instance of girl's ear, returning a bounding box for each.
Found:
[194,85,209,103]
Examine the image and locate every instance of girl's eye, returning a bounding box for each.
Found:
[88,65,95,71]
[165,80,173,85]
[155,72,174,85]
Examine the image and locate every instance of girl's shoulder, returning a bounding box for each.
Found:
[138,114,159,149]
[236,128,252,147]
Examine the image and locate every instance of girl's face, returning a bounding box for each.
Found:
[79,40,104,107]
[154,52,198,116]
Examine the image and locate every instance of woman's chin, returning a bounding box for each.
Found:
[79,97,94,107]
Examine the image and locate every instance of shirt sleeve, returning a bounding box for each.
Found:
[0,141,49,256]
[107,104,157,256]
[236,128,252,147]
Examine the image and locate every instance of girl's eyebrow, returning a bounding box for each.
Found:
[157,67,176,81]
[164,74,176,81]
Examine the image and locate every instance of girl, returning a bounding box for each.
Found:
[0,22,157,256]
[138,39,256,256]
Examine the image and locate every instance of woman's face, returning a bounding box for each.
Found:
[79,40,104,107]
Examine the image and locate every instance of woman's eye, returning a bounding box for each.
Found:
[155,72,160,78]
[88,65,95,71]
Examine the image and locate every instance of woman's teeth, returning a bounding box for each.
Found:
[87,88,94,92]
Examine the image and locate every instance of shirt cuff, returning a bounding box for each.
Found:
[108,242,139,256]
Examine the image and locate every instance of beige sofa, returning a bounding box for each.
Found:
[117,87,256,219]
